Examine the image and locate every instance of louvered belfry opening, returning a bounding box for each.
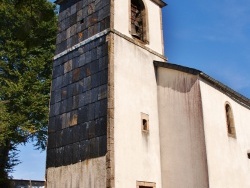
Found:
[131,0,145,41]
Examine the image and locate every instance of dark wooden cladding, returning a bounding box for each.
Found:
[55,0,110,55]
[47,36,108,168]
[46,0,110,168]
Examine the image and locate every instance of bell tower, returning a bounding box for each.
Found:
[46,0,166,187]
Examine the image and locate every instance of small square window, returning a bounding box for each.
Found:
[137,181,156,188]
[141,113,149,132]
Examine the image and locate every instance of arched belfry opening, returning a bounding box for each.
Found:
[131,0,147,42]
[225,103,236,138]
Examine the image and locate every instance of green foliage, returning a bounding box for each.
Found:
[0,0,57,182]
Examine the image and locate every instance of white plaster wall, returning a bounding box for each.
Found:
[113,0,164,54]
[46,157,106,188]
[200,80,250,188]
[157,68,209,188]
[113,35,164,188]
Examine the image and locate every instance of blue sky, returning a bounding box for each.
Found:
[163,0,250,98]
[11,0,250,180]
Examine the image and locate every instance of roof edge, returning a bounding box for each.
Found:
[154,61,250,108]
[199,72,250,108]
[154,61,201,75]
[150,0,167,8]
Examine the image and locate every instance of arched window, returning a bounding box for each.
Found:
[131,0,148,42]
[225,103,236,138]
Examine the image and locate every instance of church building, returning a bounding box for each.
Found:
[46,0,250,187]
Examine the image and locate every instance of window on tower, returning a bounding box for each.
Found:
[225,103,236,138]
[141,113,149,132]
[131,0,148,43]
[137,181,156,188]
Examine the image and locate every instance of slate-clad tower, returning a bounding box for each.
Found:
[46,0,166,187]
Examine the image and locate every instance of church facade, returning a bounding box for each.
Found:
[46,0,250,187]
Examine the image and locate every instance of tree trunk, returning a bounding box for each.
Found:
[0,141,11,188]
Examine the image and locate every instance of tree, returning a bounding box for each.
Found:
[0,0,57,186]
